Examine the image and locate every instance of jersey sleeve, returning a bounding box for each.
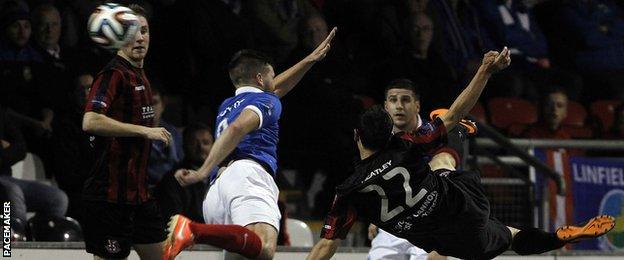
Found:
[84,69,124,114]
[244,95,280,130]
[320,195,357,240]
[400,117,448,155]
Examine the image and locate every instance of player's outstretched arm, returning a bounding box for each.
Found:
[273,27,337,98]
[82,111,172,145]
[306,238,340,260]
[440,47,511,131]
[175,108,260,186]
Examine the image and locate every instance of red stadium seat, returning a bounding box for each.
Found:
[590,100,621,132]
[562,126,593,139]
[562,101,587,127]
[357,95,376,109]
[479,164,506,178]
[487,97,537,136]
[470,102,487,123]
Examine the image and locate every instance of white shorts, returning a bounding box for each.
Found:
[368,229,428,260]
[202,159,281,231]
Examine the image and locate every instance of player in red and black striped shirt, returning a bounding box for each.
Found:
[81,4,170,259]
[307,48,615,260]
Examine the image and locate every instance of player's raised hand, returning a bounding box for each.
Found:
[143,127,172,146]
[307,27,337,62]
[481,46,511,74]
[174,168,204,186]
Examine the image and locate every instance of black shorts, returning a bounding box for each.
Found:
[82,199,166,258]
[406,170,512,260]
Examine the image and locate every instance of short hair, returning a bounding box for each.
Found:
[129,4,149,20]
[384,78,420,100]
[228,49,273,86]
[183,123,213,148]
[356,105,393,151]
[540,86,568,106]
[31,4,60,26]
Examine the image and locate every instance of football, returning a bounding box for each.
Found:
[87,3,140,49]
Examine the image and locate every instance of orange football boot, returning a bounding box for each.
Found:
[429,108,478,135]
[163,215,195,260]
[556,215,616,243]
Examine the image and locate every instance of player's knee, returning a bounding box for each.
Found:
[256,242,276,260]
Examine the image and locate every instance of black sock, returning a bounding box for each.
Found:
[446,125,467,165]
[511,227,566,255]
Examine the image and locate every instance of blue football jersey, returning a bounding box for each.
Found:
[214,87,282,176]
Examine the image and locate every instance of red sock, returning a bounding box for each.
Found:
[189,223,262,258]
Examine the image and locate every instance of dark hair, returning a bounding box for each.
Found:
[183,123,212,147]
[228,49,273,86]
[384,78,420,100]
[356,105,393,150]
[31,4,59,26]
[540,86,568,108]
[129,4,149,20]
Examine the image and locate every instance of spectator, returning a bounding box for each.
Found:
[557,0,624,100]
[379,12,458,113]
[605,103,624,139]
[148,87,183,185]
[31,3,78,105]
[0,4,52,134]
[0,106,69,234]
[279,13,360,218]
[524,87,571,139]
[50,72,94,221]
[0,4,42,62]
[241,0,318,64]
[475,0,582,101]
[430,0,495,81]
[154,123,212,222]
[377,0,434,59]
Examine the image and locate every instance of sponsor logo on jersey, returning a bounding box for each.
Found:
[218,99,246,117]
[364,160,392,182]
[141,106,155,119]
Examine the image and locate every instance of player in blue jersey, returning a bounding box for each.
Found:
[162,28,337,260]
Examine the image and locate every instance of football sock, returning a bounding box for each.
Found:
[189,223,262,258]
[511,227,566,255]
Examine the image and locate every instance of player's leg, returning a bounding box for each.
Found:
[425,251,446,260]
[245,222,279,259]
[93,256,126,260]
[509,215,615,255]
[133,242,165,260]
[164,160,279,259]
[82,201,133,260]
[131,199,166,260]
[428,152,456,171]
[368,229,412,260]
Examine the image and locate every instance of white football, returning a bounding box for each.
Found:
[87,3,140,49]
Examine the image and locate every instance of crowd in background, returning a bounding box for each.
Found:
[1,0,624,242]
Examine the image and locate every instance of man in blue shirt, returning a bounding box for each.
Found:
[163,28,337,260]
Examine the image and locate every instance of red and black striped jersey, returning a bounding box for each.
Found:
[83,55,154,205]
[321,118,457,240]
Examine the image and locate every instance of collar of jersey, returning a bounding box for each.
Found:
[235,86,264,95]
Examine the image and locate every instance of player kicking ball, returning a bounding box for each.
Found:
[305,47,616,260]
